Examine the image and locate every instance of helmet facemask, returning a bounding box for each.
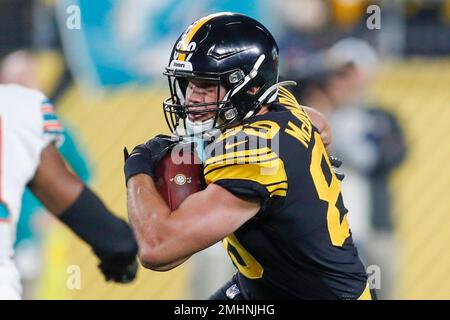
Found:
[163,68,251,140]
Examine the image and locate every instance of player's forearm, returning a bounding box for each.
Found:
[127,174,190,269]
[126,174,259,270]
[150,257,190,272]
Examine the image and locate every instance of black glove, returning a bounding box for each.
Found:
[93,217,139,283]
[123,134,180,183]
[98,255,138,283]
[329,156,345,181]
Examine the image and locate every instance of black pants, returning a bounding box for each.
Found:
[209,274,378,300]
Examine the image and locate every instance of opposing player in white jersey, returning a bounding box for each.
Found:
[0,84,138,299]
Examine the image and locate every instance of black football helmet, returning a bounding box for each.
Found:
[163,12,290,138]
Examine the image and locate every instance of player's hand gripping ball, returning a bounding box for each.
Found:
[124,135,205,210]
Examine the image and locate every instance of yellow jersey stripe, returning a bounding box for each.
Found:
[205,160,288,196]
[214,126,244,144]
[278,87,304,111]
[204,147,273,166]
[204,151,276,169]
[278,86,296,100]
[204,156,281,177]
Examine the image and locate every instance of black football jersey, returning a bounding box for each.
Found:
[203,87,369,299]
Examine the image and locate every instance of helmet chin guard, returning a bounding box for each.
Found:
[175,116,221,141]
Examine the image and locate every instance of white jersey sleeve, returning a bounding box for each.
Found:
[0,84,64,267]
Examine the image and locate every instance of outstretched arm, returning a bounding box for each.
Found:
[28,143,83,214]
[29,143,138,283]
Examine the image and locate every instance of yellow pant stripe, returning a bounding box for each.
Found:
[357,283,373,300]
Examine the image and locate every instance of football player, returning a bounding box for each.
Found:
[0,84,138,299]
[125,13,371,299]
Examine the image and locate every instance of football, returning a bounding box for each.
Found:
[154,145,205,210]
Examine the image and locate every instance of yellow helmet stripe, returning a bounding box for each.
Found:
[177,13,222,61]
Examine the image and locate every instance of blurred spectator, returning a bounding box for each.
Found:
[0,50,39,88]
[404,0,450,55]
[276,0,450,65]
[331,0,368,28]
[274,0,379,73]
[288,38,407,299]
[0,0,34,54]
[0,0,74,101]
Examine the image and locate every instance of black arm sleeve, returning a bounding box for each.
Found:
[58,186,138,263]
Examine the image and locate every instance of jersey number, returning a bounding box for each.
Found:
[223,234,264,279]
[310,132,350,246]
